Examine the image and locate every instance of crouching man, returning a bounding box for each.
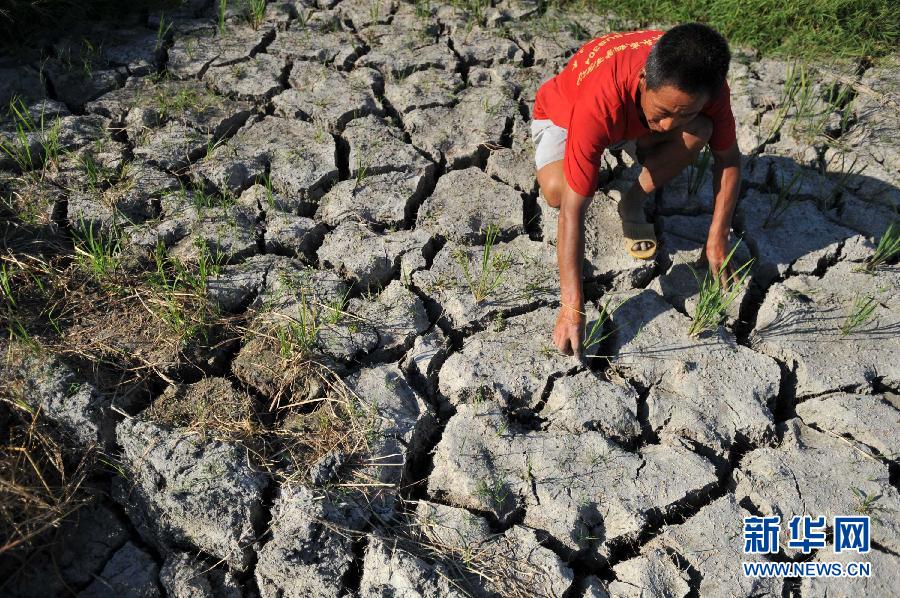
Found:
[531,23,742,356]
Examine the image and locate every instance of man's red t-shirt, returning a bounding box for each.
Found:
[532,30,737,197]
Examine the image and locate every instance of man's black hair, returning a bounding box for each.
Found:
[644,23,731,98]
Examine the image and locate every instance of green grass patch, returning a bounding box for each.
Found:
[861,222,900,272]
[688,241,754,337]
[453,224,512,303]
[0,98,62,177]
[553,0,899,60]
[840,294,877,335]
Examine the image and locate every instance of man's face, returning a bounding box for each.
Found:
[638,71,709,133]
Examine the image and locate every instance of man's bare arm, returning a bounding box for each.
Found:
[552,183,592,356]
[708,141,742,280]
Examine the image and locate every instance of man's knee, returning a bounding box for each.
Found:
[685,114,713,144]
[537,161,565,208]
[541,178,564,208]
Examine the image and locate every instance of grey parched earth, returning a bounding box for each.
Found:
[1,0,899,596]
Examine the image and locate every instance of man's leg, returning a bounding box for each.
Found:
[536,159,565,208]
[618,115,713,251]
[532,119,568,209]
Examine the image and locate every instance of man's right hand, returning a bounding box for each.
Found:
[552,303,585,357]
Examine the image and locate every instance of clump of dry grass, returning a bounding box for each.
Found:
[0,346,95,555]
[229,327,382,488]
[145,376,256,437]
[139,318,384,492]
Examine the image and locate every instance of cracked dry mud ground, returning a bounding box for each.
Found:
[1,1,899,597]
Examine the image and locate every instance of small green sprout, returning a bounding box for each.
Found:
[583,297,623,356]
[851,487,890,524]
[688,241,754,337]
[491,311,506,332]
[246,0,266,29]
[0,97,62,176]
[474,476,508,508]
[156,12,173,51]
[840,294,877,335]
[454,224,511,302]
[218,0,228,34]
[862,222,899,272]
[764,167,803,229]
[72,220,120,281]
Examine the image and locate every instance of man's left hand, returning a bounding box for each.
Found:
[705,233,735,287]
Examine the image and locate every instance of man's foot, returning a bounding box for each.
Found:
[611,186,657,257]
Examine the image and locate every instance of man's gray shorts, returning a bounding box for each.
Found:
[531,118,639,170]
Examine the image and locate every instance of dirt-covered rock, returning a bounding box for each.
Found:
[273,62,382,131]
[115,418,268,571]
[19,355,119,447]
[649,214,754,326]
[416,168,524,243]
[357,23,455,78]
[241,258,379,362]
[317,170,433,228]
[42,62,126,108]
[78,541,161,598]
[540,370,641,446]
[750,258,900,397]
[342,115,436,180]
[264,210,325,258]
[429,404,718,557]
[413,235,558,331]
[360,535,467,597]
[194,115,337,199]
[126,193,259,264]
[0,65,45,104]
[86,73,253,141]
[1,502,129,597]
[795,392,899,458]
[401,327,450,397]
[735,189,858,288]
[608,289,780,457]
[167,25,274,79]
[449,25,525,67]
[735,418,900,554]
[336,0,396,29]
[486,115,538,193]
[0,99,70,171]
[349,281,431,358]
[132,120,211,170]
[383,68,464,114]
[656,158,716,216]
[318,221,434,289]
[342,364,437,514]
[413,500,574,596]
[505,8,597,65]
[608,548,691,598]
[405,85,516,167]
[207,253,277,312]
[643,495,782,597]
[803,547,900,597]
[268,20,363,69]
[204,53,286,102]
[256,485,366,598]
[437,306,584,414]
[827,190,899,239]
[159,553,242,598]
